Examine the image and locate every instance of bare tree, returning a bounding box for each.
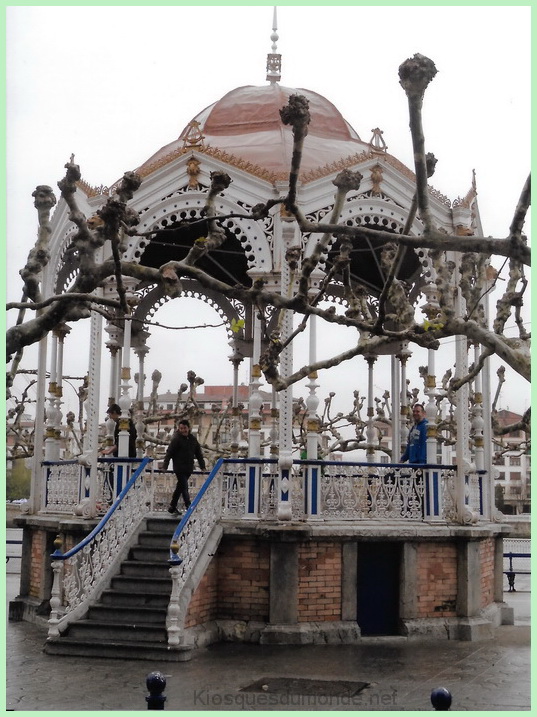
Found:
[6,55,530,408]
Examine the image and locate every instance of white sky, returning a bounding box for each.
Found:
[5,4,532,420]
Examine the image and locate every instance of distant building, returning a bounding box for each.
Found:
[492,410,530,515]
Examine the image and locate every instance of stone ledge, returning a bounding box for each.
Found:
[260,621,361,645]
[221,519,512,541]
[14,514,99,531]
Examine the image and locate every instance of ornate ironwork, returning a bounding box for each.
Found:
[48,459,153,637]
[44,461,82,513]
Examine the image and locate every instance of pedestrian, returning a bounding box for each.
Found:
[400,402,428,464]
[100,403,137,457]
[162,419,206,514]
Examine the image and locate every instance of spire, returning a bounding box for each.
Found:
[266,6,281,84]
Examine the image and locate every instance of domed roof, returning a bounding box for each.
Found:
[136,84,370,182]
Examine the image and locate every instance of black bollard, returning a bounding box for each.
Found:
[431,687,452,710]
[146,671,167,710]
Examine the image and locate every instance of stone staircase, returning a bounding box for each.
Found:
[44,516,192,662]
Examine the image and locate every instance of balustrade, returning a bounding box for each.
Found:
[48,458,152,637]
[42,457,483,523]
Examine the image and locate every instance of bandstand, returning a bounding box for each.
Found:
[10,19,514,657]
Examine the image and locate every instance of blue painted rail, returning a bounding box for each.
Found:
[503,551,530,592]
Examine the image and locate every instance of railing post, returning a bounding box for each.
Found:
[167,541,183,646]
[277,450,293,521]
[423,467,442,520]
[305,462,321,520]
[243,461,260,518]
[48,535,64,638]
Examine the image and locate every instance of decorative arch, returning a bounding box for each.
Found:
[302,195,425,296]
[131,279,245,345]
[126,192,273,273]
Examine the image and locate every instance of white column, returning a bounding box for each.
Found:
[391,354,400,463]
[44,334,59,461]
[117,312,133,457]
[248,314,263,459]
[453,260,472,523]
[425,347,437,464]
[398,348,411,459]
[53,324,70,454]
[29,334,48,513]
[277,218,296,521]
[83,308,103,517]
[134,337,149,458]
[306,315,319,460]
[365,355,377,461]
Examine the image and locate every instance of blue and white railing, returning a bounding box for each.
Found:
[47,457,152,638]
[166,459,224,645]
[42,459,207,515]
[216,459,475,522]
[42,457,485,522]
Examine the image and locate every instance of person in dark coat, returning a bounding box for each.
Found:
[100,403,137,458]
[162,419,206,514]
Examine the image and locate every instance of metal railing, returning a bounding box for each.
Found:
[47,457,152,638]
[41,457,485,522]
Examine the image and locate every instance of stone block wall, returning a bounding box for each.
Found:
[215,537,270,622]
[479,538,495,608]
[29,529,47,599]
[184,560,218,628]
[297,542,342,622]
[415,542,458,618]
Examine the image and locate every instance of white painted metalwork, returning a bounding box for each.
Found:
[47,459,152,638]
[44,461,82,513]
[320,463,426,520]
[166,471,223,644]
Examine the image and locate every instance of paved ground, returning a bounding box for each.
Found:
[5,574,531,711]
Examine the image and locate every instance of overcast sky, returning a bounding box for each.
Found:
[5,5,531,418]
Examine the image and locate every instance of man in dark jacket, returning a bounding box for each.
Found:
[162,419,206,514]
[100,403,137,458]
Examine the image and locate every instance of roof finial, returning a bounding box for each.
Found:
[266,6,281,84]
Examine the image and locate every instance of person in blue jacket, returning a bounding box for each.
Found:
[400,403,428,464]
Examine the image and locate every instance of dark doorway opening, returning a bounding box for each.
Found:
[357,542,401,635]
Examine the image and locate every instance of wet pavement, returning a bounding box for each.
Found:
[4,574,531,711]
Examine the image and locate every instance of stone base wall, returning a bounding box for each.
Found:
[11,518,510,644]
[182,531,504,639]
[479,538,495,608]
[297,542,342,622]
[184,560,218,628]
[415,542,457,618]
[29,530,47,599]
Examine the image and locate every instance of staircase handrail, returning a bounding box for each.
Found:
[167,457,276,560]
[166,458,226,645]
[47,457,152,638]
[168,457,226,559]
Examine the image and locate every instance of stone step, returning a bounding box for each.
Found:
[100,588,170,608]
[129,545,170,562]
[44,637,192,662]
[88,604,168,624]
[66,619,167,643]
[137,531,176,549]
[120,560,170,579]
[110,575,172,594]
[145,517,180,533]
